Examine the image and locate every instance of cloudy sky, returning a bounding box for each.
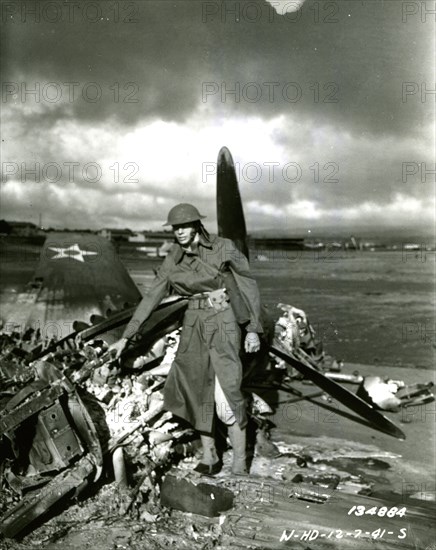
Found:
[1,0,434,234]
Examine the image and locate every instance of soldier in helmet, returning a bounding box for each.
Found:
[111,204,262,475]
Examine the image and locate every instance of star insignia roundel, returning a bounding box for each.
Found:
[48,243,99,263]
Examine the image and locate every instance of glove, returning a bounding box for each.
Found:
[244,332,260,353]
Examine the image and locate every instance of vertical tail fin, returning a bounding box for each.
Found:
[217,146,249,259]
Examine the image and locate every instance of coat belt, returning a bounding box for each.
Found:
[187,297,213,309]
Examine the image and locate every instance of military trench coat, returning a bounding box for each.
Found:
[123,234,263,434]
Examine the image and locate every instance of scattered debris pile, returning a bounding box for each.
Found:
[0,328,198,540]
[357,376,434,410]
[0,303,434,546]
[273,303,342,374]
[273,304,434,411]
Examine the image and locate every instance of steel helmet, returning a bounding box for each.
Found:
[163,203,206,226]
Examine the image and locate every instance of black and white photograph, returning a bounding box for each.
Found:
[0,0,434,548]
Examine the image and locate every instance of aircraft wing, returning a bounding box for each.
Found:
[1,232,141,340]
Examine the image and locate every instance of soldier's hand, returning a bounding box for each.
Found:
[245,332,260,353]
[108,337,128,360]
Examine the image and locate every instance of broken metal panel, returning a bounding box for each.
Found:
[65,393,103,480]
[0,384,65,435]
[0,455,95,539]
[28,401,84,473]
[1,364,102,477]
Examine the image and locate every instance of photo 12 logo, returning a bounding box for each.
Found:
[402,162,435,183]
[402,82,436,103]
[202,81,339,104]
[2,82,139,104]
[402,481,436,501]
[401,244,435,263]
[1,162,140,184]
[402,2,436,22]
[1,1,140,24]
[402,322,436,344]
[202,160,339,184]
[201,1,341,24]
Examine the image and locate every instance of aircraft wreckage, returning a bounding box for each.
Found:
[0,148,434,548]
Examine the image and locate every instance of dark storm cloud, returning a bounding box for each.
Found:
[1,0,431,135]
[1,0,209,125]
[201,0,432,137]
[1,0,433,232]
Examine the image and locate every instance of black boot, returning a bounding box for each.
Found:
[194,435,222,475]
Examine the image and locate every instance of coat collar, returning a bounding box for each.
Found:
[173,233,215,264]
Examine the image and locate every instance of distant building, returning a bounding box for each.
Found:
[8,221,38,237]
[251,237,305,251]
[303,241,324,250]
[142,231,174,244]
[129,231,174,256]
[128,231,173,243]
[129,232,146,243]
[98,228,133,241]
[0,220,12,235]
